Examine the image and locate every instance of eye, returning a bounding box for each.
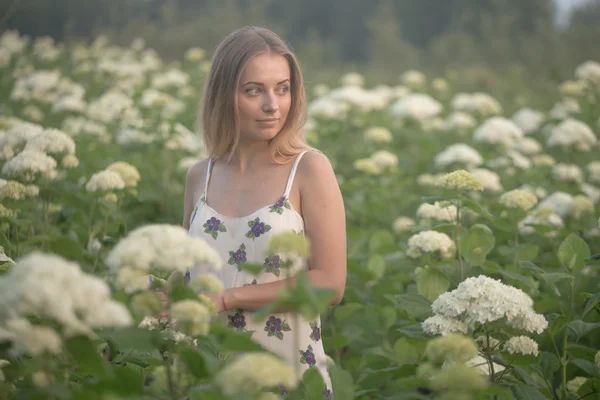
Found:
[245,88,260,96]
[277,86,290,95]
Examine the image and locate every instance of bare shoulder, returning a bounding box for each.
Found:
[296,150,336,186]
[185,158,211,195]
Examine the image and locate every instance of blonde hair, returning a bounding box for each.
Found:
[199,26,314,164]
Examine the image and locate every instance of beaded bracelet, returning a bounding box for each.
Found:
[221,295,228,312]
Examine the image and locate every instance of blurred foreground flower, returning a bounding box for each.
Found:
[436,170,483,192]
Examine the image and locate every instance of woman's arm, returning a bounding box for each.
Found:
[182,159,208,230]
[221,152,347,312]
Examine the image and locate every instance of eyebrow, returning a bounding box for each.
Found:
[241,79,290,87]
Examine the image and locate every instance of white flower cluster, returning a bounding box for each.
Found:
[550,98,580,120]
[106,161,140,188]
[407,230,455,259]
[434,143,483,170]
[575,60,600,87]
[587,162,600,184]
[354,150,398,175]
[401,70,426,88]
[389,93,443,123]
[0,122,44,159]
[392,216,415,234]
[0,252,132,355]
[1,150,57,182]
[85,170,126,192]
[417,201,457,223]
[424,275,548,334]
[547,119,597,152]
[442,112,476,134]
[164,123,205,154]
[552,163,584,184]
[503,336,539,356]
[169,299,211,337]
[473,117,524,148]
[536,191,574,217]
[24,128,76,157]
[469,168,503,192]
[106,224,221,292]
[451,92,502,117]
[421,314,468,336]
[512,137,542,155]
[364,126,393,144]
[511,107,545,134]
[215,352,299,396]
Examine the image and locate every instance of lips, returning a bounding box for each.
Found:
[257,118,279,122]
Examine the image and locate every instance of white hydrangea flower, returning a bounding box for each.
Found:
[579,183,600,204]
[451,92,502,117]
[512,137,542,155]
[417,201,457,223]
[0,252,132,340]
[536,192,574,217]
[532,154,556,168]
[312,83,330,97]
[353,158,381,175]
[215,353,299,396]
[473,117,524,148]
[1,150,57,182]
[519,184,547,200]
[550,98,580,120]
[552,163,584,184]
[519,208,564,237]
[443,112,476,134]
[586,161,600,184]
[511,107,544,134]
[503,336,539,356]
[575,60,600,86]
[308,96,349,119]
[421,315,468,336]
[567,377,588,394]
[417,173,444,187]
[0,122,44,154]
[559,80,586,97]
[340,72,364,87]
[568,195,595,219]
[364,127,393,143]
[0,318,62,356]
[164,123,205,154]
[430,275,548,334]
[190,273,224,294]
[85,170,125,192]
[431,78,448,92]
[434,143,483,169]
[407,231,455,259]
[547,119,597,152]
[151,68,190,89]
[392,216,415,234]
[499,189,538,211]
[177,157,198,172]
[169,300,211,337]
[106,224,222,279]
[24,128,76,157]
[401,70,426,88]
[389,93,443,123]
[469,168,503,192]
[106,161,140,188]
[370,150,398,170]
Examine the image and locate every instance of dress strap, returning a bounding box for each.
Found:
[204,158,213,198]
[284,151,308,198]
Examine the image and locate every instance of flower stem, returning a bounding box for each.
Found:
[455,195,464,281]
[561,277,576,399]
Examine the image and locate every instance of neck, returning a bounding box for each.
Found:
[222,140,273,174]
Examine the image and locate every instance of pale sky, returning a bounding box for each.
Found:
[554,0,590,25]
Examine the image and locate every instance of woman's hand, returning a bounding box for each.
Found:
[154,290,169,319]
[205,289,232,313]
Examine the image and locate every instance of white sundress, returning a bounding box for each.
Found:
[187,150,332,398]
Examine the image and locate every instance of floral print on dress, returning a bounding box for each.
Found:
[243,279,258,286]
[264,316,291,340]
[309,321,321,342]
[184,271,191,285]
[228,243,247,269]
[190,205,199,225]
[269,196,291,215]
[299,344,316,367]
[263,254,282,276]
[203,216,226,239]
[324,387,331,399]
[227,309,247,330]
[245,217,271,240]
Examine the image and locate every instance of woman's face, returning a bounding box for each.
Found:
[236,52,292,144]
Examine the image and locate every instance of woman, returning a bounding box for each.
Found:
[183,26,346,396]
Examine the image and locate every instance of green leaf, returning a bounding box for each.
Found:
[548,316,570,336]
[416,268,450,302]
[540,272,574,285]
[583,292,600,318]
[387,293,431,319]
[334,303,364,322]
[49,236,84,260]
[380,306,397,330]
[367,254,386,279]
[221,330,264,352]
[558,233,591,272]
[330,363,354,400]
[237,262,263,276]
[460,223,495,266]
[519,261,545,274]
[394,337,419,365]
[511,385,548,400]
[568,320,600,340]
[571,358,600,378]
[177,346,209,379]
[368,230,396,254]
[101,326,160,352]
[303,367,327,400]
[539,352,560,380]
[65,335,113,379]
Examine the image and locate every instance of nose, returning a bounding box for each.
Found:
[262,92,279,114]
